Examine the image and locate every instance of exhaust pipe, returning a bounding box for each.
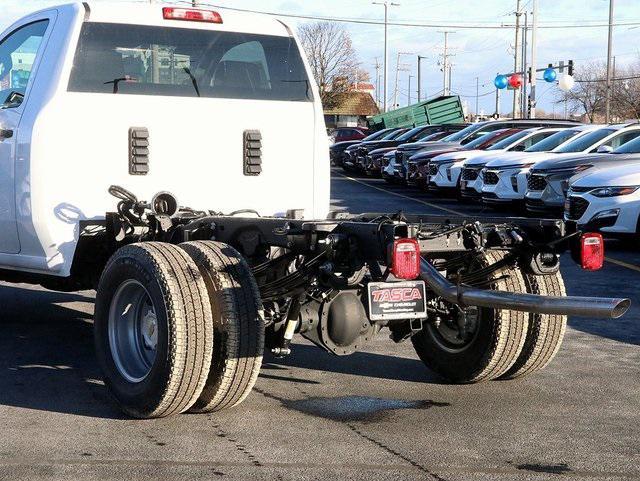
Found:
[419,260,629,319]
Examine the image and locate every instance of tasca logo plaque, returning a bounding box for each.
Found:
[367,280,427,321]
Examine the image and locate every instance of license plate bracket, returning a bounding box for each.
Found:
[367,280,427,321]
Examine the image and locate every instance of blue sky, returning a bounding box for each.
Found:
[2,0,639,115]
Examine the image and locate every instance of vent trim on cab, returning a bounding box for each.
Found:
[129,127,149,175]
[243,130,262,176]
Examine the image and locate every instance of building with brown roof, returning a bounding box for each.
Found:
[324,91,380,129]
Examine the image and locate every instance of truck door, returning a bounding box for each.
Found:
[0,20,49,253]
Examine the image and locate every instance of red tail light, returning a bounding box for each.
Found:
[391,238,421,280]
[162,7,223,24]
[581,233,604,270]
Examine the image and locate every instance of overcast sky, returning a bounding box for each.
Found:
[2,0,638,115]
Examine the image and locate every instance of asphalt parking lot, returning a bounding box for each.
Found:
[0,169,638,481]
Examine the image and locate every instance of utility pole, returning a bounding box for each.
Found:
[475,76,480,120]
[605,0,614,123]
[393,52,412,110]
[439,31,454,95]
[393,52,401,109]
[417,55,427,102]
[373,58,381,107]
[512,0,522,118]
[373,1,400,112]
[442,32,448,95]
[529,0,538,118]
[408,75,413,106]
[612,55,617,109]
[521,12,528,118]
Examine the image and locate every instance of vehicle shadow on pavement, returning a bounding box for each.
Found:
[0,284,124,419]
[264,343,446,384]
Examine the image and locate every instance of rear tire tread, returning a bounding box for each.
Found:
[95,242,213,419]
[502,271,567,379]
[180,241,265,413]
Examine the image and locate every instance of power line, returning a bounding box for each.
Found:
[577,74,640,83]
[170,1,640,30]
[454,89,496,98]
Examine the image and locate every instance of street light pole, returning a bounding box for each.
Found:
[417,55,427,102]
[605,0,615,123]
[408,75,413,106]
[373,1,400,112]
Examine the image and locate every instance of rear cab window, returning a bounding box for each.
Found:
[68,22,312,102]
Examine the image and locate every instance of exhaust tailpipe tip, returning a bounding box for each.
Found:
[611,299,631,319]
[419,259,631,320]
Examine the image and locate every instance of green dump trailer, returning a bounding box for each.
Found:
[367,95,465,130]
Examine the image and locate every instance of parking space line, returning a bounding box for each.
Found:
[604,256,640,274]
[336,170,640,275]
[336,171,466,216]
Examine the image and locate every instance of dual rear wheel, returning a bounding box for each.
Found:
[411,251,567,383]
[95,245,567,418]
[94,241,264,419]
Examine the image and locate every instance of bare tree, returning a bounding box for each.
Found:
[555,59,640,122]
[611,61,640,120]
[555,62,607,122]
[298,22,360,109]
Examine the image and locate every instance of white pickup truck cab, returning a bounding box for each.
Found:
[0,2,328,279]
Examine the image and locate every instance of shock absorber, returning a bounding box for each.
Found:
[272,294,304,357]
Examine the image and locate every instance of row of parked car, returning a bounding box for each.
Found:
[330,119,640,236]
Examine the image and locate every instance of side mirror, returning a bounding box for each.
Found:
[596,145,614,154]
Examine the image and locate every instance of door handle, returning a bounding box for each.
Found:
[0,129,13,140]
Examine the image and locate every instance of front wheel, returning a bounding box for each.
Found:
[94,243,214,418]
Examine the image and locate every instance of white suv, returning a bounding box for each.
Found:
[459,125,600,200]
[566,162,640,234]
[430,127,562,191]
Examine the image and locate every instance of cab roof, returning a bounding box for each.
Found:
[53,2,292,37]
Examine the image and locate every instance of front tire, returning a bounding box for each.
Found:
[94,243,214,418]
[180,241,265,413]
[411,251,528,383]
